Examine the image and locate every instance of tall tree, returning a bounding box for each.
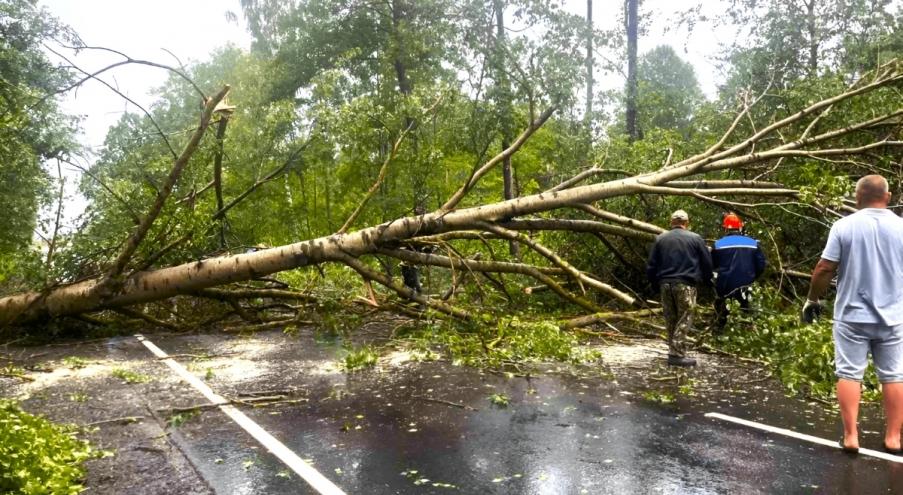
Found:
[0,0,77,285]
[693,0,898,92]
[491,0,519,257]
[637,46,704,136]
[584,0,593,137]
[624,0,639,141]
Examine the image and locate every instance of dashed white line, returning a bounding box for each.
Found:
[136,334,347,495]
[706,412,903,463]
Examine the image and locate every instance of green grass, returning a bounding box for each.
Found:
[167,410,200,428]
[62,357,90,369]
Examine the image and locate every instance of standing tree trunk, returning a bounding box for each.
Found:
[213,115,230,248]
[806,0,818,76]
[625,0,639,142]
[584,0,593,139]
[494,0,520,258]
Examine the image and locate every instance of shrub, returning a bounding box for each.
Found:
[0,399,107,494]
[715,287,880,401]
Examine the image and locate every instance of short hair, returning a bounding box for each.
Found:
[856,175,889,204]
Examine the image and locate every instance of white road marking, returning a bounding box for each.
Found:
[136,334,347,495]
[706,412,903,463]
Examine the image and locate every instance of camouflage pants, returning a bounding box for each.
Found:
[660,282,697,358]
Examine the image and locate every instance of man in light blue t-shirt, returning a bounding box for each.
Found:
[804,175,903,455]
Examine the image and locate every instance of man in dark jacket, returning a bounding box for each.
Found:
[647,210,713,367]
[711,212,767,332]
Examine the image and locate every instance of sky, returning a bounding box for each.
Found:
[40,0,730,152]
[37,0,728,229]
[40,0,253,151]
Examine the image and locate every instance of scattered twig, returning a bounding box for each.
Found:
[648,375,680,382]
[0,371,33,381]
[412,394,478,411]
[156,351,239,361]
[84,416,144,427]
[805,395,833,406]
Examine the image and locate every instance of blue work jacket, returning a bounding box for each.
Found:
[712,234,766,297]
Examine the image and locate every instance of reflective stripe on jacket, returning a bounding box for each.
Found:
[712,234,766,297]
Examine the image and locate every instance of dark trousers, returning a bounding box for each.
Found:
[714,286,752,332]
[401,264,421,294]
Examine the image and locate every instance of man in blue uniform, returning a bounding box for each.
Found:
[711,212,767,332]
[647,210,713,367]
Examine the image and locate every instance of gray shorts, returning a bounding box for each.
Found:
[834,320,903,383]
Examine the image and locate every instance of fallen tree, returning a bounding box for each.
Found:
[2,60,902,329]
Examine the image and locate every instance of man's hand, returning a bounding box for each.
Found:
[801,299,824,324]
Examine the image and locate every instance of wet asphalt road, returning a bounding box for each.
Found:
[5,326,903,494]
[133,330,903,495]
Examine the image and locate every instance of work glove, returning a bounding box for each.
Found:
[801,299,823,324]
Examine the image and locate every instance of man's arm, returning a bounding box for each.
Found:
[698,238,714,285]
[807,258,838,301]
[646,242,659,289]
[754,244,766,278]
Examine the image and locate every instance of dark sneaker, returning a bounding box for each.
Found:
[667,355,697,367]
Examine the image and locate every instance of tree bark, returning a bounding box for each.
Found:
[494,0,519,258]
[806,0,818,76]
[585,0,593,136]
[213,115,230,248]
[625,0,639,142]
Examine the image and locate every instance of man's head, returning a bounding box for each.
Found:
[670,209,689,228]
[722,212,743,233]
[855,175,891,208]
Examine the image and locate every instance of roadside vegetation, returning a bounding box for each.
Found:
[0,400,107,494]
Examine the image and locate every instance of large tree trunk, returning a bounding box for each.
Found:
[806,0,818,76]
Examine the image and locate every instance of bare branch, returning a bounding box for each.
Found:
[440,106,557,212]
[101,86,231,286]
[338,120,415,234]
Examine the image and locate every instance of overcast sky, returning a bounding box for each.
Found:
[40,0,252,152]
[40,0,728,151]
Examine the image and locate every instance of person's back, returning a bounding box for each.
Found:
[712,233,766,297]
[646,210,712,367]
[804,174,903,455]
[825,208,903,325]
[647,228,712,287]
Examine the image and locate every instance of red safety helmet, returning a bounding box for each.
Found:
[722,212,743,230]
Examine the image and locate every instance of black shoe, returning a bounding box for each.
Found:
[667,355,697,367]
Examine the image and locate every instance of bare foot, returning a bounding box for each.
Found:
[842,434,859,450]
